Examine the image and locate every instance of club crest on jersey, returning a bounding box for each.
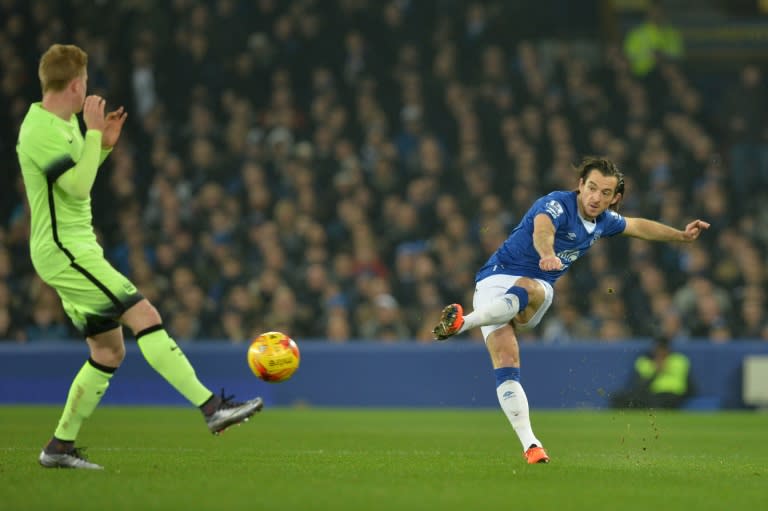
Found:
[589,230,603,246]
[556,248,580,263]
[545,200,564,218]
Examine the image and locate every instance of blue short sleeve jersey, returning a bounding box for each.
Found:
[476,191,627,285]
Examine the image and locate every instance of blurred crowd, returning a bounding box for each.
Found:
[1,0,767,344]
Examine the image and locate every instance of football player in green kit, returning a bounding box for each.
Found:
[17,44,263,470]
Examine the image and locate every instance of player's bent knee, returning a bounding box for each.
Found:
[505,286,529,310]
[122,299,163,335]
[514,278,546,307]
[88,341,126,367]
[514,281,554,330]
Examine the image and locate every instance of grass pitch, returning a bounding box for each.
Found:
[0,406,765,511]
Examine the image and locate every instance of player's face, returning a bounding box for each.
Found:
[577,170,620,220]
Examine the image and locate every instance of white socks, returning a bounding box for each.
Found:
[496,379,542,451]
[459,294,522,333]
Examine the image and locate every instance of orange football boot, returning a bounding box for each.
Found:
[524,445,550,464]
[432,303,464,340]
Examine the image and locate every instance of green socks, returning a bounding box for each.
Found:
[136,325,213,406]
[51,326,213,443]
[53,358,114,441]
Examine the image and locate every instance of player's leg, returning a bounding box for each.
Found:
[121,299,212,406]
[39,324,125,470]
[433,274,545,339]
[121,299,263,434]
[485,325,549,464]
[475,276,553,463]
[462,276,545,332]
[37,255,139,468]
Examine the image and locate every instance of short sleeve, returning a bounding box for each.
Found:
[18,125,75,182]
[18,124,72,171]
[602,210,627,237]
[532,197,567,228]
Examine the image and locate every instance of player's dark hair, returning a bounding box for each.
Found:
[39,44,88,93]
[574,156,625,211]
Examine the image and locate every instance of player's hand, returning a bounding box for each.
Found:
[102,106,128,149]
[82,95,106,132]
[539,255,563,271]
[681,219,710,241]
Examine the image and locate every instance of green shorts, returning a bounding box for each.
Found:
[44,252,144,336]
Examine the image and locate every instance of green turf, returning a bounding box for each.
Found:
[0,406,765,511]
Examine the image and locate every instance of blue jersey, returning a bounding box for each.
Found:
[476,191,627,285]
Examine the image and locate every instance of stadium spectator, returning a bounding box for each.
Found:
[623,2,684,77]
[0,304,22,341]
[0,0,764,348]
[722,64,768,201]
[24,285,70,341]
[360,293,411,341]
[540,301,594,343]
[610,335,694,409]
[736,293,767,341]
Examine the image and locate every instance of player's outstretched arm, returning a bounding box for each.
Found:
[623,217,710,242]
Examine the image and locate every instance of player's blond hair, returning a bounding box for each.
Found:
[38,44,88,93]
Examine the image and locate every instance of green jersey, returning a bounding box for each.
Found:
[16,102,111,280]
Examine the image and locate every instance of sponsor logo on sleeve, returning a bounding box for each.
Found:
[545,200,564,218]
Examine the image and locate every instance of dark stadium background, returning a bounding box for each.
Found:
[1,0,766,351]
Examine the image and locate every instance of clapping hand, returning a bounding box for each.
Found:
[102,106,127,149]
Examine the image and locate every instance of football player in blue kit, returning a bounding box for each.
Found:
[432,156,710,464]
